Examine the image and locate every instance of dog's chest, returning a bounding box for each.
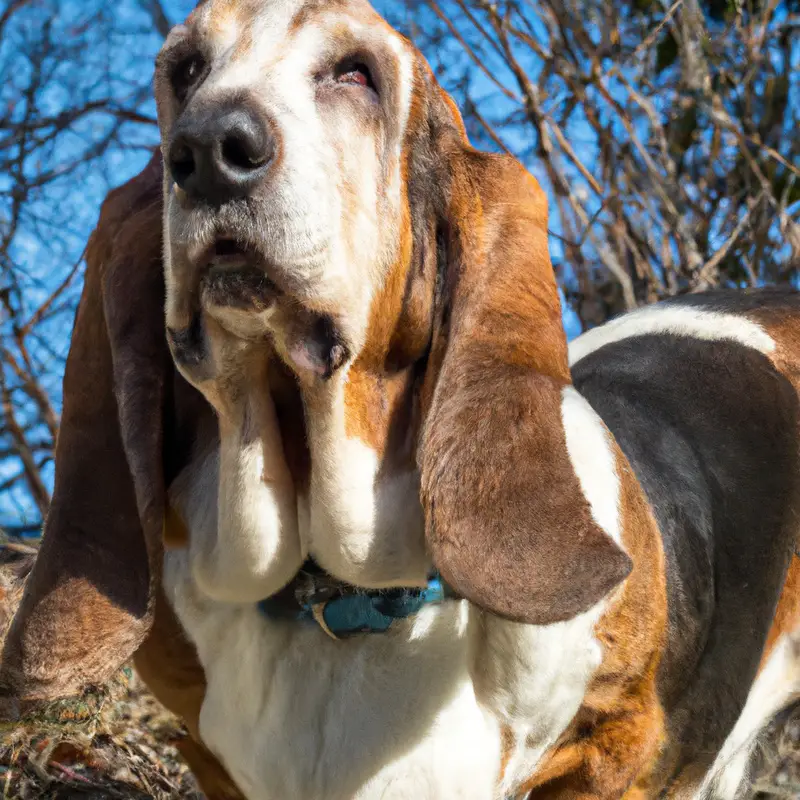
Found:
[164,550,505,800]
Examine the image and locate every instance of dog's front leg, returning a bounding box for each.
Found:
[469,605,664,799]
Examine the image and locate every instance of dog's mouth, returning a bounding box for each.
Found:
[202,236,281,288]
[174,227,356,380]
[193,234,284,311]
[211,237,251,267]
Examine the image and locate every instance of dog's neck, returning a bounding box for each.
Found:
[257,558,456,639]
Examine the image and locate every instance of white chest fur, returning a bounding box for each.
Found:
[159,382,622,799]
[164,550,502,800]
[163,548,606,800]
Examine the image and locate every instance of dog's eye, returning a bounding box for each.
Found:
[335,63,375,92]
[172,54,205,102]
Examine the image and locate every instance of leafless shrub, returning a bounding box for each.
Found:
[0,0,173,529]
[396,0,800,327]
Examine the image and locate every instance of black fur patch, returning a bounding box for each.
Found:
[573,322,800,776]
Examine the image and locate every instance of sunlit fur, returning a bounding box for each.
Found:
[164,426,620,799]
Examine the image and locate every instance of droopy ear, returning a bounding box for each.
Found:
[0,152,170,702]
[419,115,632,625]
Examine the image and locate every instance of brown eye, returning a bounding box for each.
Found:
[335,63,375,92]
[172,54,205,102]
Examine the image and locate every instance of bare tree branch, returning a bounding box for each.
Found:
[408,0,799,323]
[137,0,173,39]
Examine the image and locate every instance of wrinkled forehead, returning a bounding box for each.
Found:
[185,0,410,72]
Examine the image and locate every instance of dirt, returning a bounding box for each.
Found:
[0,670,202,800]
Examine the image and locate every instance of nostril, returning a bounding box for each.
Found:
[221,131,270,173]
[169,140,196,186]
[168,108,274,202]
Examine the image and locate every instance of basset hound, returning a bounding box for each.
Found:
[1,1,799,798]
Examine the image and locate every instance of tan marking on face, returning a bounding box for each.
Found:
[359,204,414,368]
[287,0,359,35]
[339,68,431,456]
[206,0,241,35]
[343,369,417,460]
[230,24,253,61]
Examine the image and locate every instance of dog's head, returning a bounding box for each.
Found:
[155,0,631,618]
[0,0,631,704]
[156,0,426,374]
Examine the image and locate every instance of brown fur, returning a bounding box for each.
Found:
[418,144,632,625]
[0,151,240,798]
[0,153,165,703]
[762,556,800,670]
[519,449,668,799]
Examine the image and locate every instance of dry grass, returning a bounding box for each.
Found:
[747,700,800,799]
[4,677,799,800]
[0,536,201,799]
[0,670,202,799]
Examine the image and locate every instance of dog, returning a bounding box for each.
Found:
[2,1,799,798]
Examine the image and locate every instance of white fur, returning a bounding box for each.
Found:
[164,442,615,800]
[569,306,776,367]
[560,386,623,547]
[471,608,606,797]
[164,545,503,800]
[302,373,429,588]
[695,632,800,800]
[179,401,304,604]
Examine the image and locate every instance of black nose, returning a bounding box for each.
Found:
[168,105,275,205]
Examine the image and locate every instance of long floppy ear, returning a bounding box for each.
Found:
[419,97,632,625]
[0,152,169,703]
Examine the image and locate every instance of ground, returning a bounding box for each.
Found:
[0,536,201,799]
[0,537,798,799]
[0,670,203,799]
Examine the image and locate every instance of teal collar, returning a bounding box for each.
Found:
[258,561,455,639]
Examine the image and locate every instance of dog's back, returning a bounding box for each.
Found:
[571,288,800,794]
